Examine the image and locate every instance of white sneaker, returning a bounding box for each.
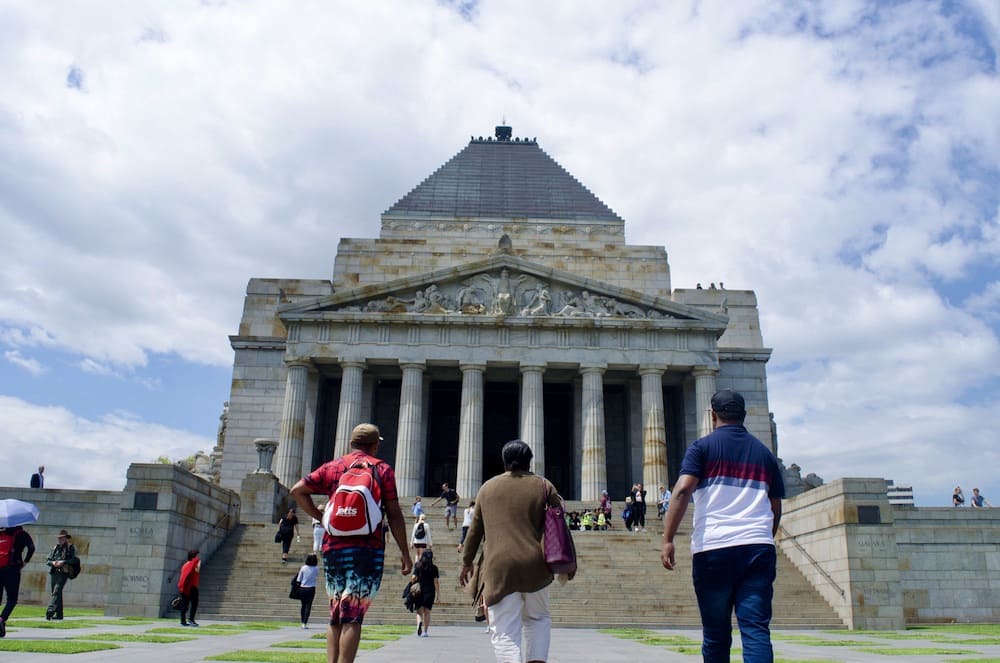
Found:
[301,624,307,629]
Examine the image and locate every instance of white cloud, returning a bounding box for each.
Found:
[0,1,996,504]
[0,396,212,490]
[4,350,45,376]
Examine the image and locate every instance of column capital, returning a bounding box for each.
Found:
[340,359,367,370]
[459,362,487,373]
[691,366,719,377]
[398,361,426,372]
[285,359,313,370]
[519,363,546,374]
[579,363,607,375]
[638,365,668,377]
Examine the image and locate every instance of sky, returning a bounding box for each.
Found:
[0,1,997,506]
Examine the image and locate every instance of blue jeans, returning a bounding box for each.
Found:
[692,544,776,663]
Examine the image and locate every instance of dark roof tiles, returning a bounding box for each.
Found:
[385,138,623,222]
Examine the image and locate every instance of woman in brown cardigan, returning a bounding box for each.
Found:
[460,440,571,663]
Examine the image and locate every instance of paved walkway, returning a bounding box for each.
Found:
[4,618,1000,662]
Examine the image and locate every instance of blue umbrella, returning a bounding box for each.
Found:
[0,499,40,528]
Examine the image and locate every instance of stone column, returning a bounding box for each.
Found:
[640,366,669,493]
[693,367,718,439]
[580,365,607,502]
[520,364,546,477]
[274,361,310,488]
[333,360,366,459]
[456,363,485,499]
[395,362,426,497]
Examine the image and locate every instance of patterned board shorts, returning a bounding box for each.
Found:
[323,547,385,625]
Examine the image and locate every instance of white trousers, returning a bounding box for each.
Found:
[486,586,551,663]
[312,526,324,552]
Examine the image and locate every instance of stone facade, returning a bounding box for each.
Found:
[219,128,776,503]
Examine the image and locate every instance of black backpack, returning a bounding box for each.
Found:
[415,522,425,538]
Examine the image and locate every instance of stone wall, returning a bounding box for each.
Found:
[894,507,1000,623]
[778,478,904,630]
[780,478,1000,628]
[0,486,121,608]
[334,229,673,297]
[103,464,240,617]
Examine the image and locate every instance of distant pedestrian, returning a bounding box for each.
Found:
[277,508,300,564]
[631,483,648,531]
[29,467,44,489]
[409,550,440,637]
[297,554,319,629]
[0,525,35,637]
[657,485,670,519]
[411,514,432,551]
[312,504,326,553]
[971,488,992,508]
[430,483,460,530]
[458,501,475,552]
[412,496,424,518]
[622,496,634,531]
[177,549,201,627]
[45,530,79,620]
[953,486,965,507]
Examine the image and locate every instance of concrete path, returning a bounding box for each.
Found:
[3,617,1000,662]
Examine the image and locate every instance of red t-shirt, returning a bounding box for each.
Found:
[178,557,200,593]
[302,451,398,552]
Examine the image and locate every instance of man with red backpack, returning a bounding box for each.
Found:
[291,423,412,663]
[0,525,35,638]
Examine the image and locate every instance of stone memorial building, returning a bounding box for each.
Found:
[219,125,774,502]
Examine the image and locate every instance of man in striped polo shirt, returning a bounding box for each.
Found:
[661,389,785,663]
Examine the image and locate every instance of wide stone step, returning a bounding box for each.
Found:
[197,512,844,629]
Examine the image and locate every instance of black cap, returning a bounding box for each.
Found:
[711,390,746,418]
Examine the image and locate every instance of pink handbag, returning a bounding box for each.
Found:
[541,479,577,576]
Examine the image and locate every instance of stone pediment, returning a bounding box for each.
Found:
[280,256,726,326]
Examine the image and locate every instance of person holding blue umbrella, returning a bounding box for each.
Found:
[0,499,39,638]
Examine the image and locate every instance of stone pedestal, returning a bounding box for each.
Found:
[240,471,288,525]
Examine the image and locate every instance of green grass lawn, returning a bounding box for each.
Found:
[147,626,252,636]
[0,639,121,654]
[74,633,198,643]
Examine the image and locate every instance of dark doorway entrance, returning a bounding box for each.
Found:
[425,381,460,495]
[482,382,519,483]
[543,383,574,498]
[371,379,400,467]
[311,378,340,470]
[604,384,632,501]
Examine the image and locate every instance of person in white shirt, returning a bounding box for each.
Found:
[458,501,475,552]
[296,554,319,628]
[311,503,326,553]
[411,514,432,552]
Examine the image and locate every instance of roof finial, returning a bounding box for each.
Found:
[495,120,512,141]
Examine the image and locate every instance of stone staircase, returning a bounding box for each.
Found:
[197,500,844,629]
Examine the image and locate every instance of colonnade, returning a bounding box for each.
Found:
[273,360,718,501]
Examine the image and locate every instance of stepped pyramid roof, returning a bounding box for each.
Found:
[385,125,623,223]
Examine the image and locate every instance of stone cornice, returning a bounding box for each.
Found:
[229,336,286,351]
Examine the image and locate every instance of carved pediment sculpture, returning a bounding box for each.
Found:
[329,268,679,320]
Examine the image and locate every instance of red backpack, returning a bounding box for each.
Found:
[322,459,384,536]
[0,529,16,568]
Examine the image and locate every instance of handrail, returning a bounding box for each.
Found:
[194,501,239,555]
[778,525,845,597]
[169,501,239,585]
